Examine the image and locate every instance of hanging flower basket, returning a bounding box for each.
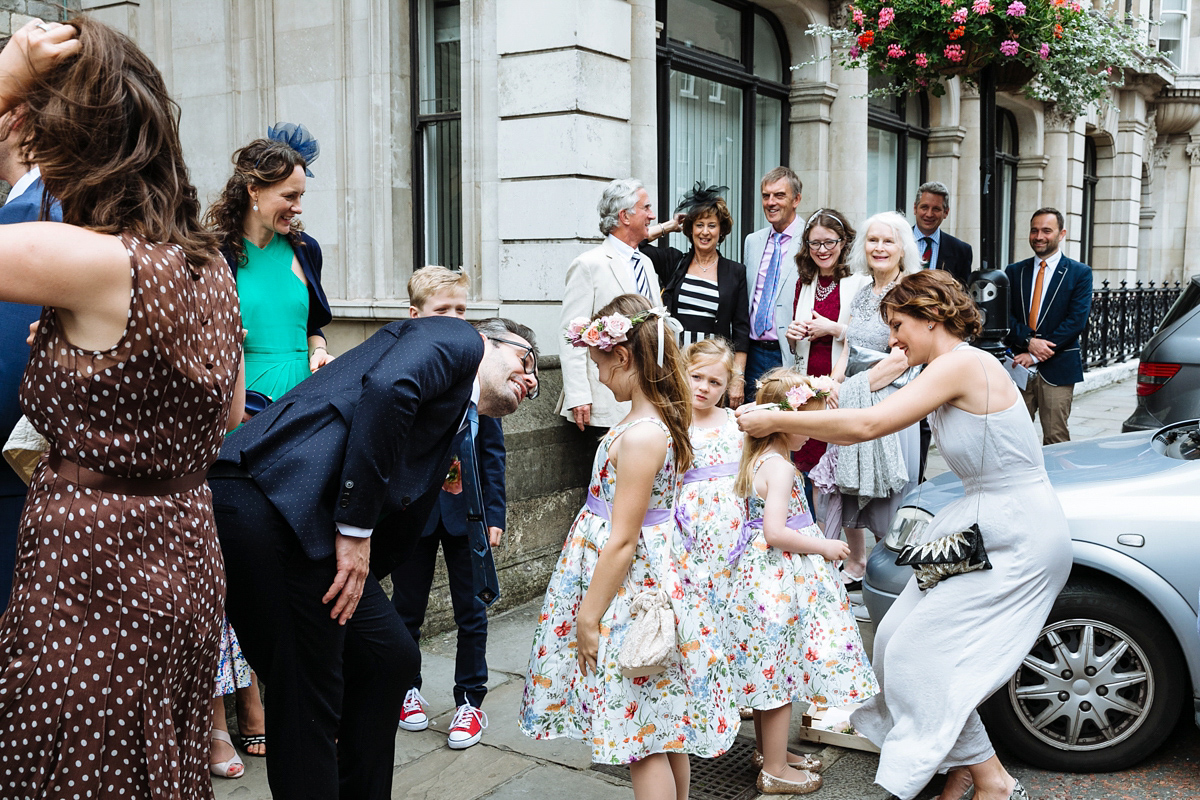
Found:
[808,0,1161,117]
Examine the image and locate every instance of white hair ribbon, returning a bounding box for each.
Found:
[644,306,683,367]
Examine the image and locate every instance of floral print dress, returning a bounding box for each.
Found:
[520,417,738,764]
[680,408,745,617]
[729,453,879,710]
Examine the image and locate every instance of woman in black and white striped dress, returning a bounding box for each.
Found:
[641,184,751,405]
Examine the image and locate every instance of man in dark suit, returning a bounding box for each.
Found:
[1005,207,1093,444]
[209,315,538,800]
[912,181,973,480]
[913,181,973,287]
[0,104,61,611]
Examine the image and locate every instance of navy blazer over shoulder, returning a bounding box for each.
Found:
[223,230,333,338]
[936,231,974,288]
[1005,254,1094,386]
[422,414,506,537]
[217,315,484,564]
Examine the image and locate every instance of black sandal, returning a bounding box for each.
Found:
[241,733,266,757]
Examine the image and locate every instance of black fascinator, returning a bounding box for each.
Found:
[674,181,729,216]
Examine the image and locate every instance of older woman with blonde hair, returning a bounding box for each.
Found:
[829,211,923,587]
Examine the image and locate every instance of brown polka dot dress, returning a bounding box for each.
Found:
[0,234,242,799]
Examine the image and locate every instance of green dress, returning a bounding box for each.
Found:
[239,234,311,400]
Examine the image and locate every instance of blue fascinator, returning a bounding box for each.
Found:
[267,122,320,177]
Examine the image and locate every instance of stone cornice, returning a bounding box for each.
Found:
[789,81,840,124]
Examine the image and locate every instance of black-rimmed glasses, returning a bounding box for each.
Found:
[806,238,843,252]
[488,336,540,399]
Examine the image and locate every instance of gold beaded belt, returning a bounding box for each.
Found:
[47,452,207,496]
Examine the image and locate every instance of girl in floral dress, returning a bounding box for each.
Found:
[730,369,879,795]
[521,294,737,798]
[679,339,744,617]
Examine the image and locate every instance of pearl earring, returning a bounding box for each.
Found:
[927,323,933,329]
[252,204,258,211]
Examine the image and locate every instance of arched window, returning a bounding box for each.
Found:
[867,74,929,215]
[996,109,1019,267]
[657,0,790,258]
[1081,138,1099,265]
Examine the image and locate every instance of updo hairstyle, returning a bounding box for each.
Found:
[880,270,982,340]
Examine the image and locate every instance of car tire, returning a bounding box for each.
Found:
[980,578,1186,772]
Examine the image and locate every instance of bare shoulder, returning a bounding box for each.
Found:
[610,419,669,467]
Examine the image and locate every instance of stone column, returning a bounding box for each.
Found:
[1100,91,1150,283]
[956,83,982,262]
[827,55,868,220]
[1183,136,1200,277]
[1041,106,1073,222]
[926,124,966,237]
[495,0,635,339]
[790,81,838,209]
[1014,154,1048,252]
[629,0,658,201]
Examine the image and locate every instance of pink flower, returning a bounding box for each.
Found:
[849,45,862,59]
[971,0,993,12]
[999,39,1019,56]
[565,317,588,339]
[852,7,865,25]
[604,315,632,338]
[887,43,906,58]
[951,7,968,23]
[786,385,817,408]
[944,44,965,62]
[1039,42,1050,59]
[878,7,895,27]
[581,325,604,347]
[940,0,955,4]
[1006,1,1026,15]
[915,52,929,67]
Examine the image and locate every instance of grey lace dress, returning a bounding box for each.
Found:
[850,344,1072,799]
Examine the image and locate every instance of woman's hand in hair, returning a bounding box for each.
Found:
[0,20,81,113]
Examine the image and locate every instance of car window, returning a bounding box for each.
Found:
[1157,275,1200,331]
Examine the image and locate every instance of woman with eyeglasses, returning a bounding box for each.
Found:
[784,210,869,512]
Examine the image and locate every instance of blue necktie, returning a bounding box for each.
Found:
[632,253,651,299]
[754,233,784,337]
[468,401,478,440]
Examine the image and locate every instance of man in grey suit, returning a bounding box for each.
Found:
[743,166,803,390]
[557,177,666,430]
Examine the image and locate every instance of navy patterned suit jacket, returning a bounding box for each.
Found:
[217,315,483,567]
[1005,254,1094,386]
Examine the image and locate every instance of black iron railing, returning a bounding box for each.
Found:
[1081,280,1182,370]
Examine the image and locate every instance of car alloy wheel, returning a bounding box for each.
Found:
[981,580,1185,772]
[1008,618,1152,751]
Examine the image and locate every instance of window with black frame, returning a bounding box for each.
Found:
[656,0,790,259]
[412,0,462,271]
[997,108,1018,267]
[866,75,928,215]
[1081,138,1098,266]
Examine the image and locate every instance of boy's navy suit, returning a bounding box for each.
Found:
[392,412,505,708]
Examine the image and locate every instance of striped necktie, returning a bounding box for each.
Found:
[631,253,651,299]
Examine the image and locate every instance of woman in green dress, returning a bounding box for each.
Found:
[202,126,334,777]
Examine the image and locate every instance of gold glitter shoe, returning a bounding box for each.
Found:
[756,768,822,795]
[751,749,822,771]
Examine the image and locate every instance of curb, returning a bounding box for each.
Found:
[1078,358,1137,397]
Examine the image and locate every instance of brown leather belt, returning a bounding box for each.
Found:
[47,452,208,496]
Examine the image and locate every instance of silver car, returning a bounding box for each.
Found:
[862,420,1200,772]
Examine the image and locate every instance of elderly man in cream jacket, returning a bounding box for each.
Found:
[557,178,671,430]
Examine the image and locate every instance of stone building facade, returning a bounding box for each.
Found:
[16,0,1200,622]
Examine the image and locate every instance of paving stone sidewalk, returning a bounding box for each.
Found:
[214,374,1142,800]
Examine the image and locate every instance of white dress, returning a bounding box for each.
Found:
[851,345,1072,799]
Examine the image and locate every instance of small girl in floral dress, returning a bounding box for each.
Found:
[730,368,879,795]
[679,339,744,617]
[521,295,737,798]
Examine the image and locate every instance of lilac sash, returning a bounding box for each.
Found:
[676,461,739,551]
[731,511,815,566]
[585,492,675,528]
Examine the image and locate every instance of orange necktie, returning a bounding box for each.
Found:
[1028,259,1047,331]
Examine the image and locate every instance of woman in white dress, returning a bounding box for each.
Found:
[737,270,1071,800]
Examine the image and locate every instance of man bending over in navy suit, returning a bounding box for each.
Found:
[0,98,61,612]
[1005,207,1093,444]
[394,267,510,750]
[209,313,538,800]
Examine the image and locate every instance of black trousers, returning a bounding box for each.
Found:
[211,476,418,800]
[392,522,489,708]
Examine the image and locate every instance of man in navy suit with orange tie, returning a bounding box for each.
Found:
[210,314,538,800]
[1005,207,1093,444]
[0,104,61,611]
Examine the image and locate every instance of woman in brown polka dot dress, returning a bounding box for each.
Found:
[0,18,244,799]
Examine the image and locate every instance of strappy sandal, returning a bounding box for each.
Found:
[757,768,822,795]
[210,729,244,779]
[752,748,822,771]
[241,733,266,757]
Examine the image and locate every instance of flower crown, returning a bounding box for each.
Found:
[565,306,682,366]
[755,375,838,410]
